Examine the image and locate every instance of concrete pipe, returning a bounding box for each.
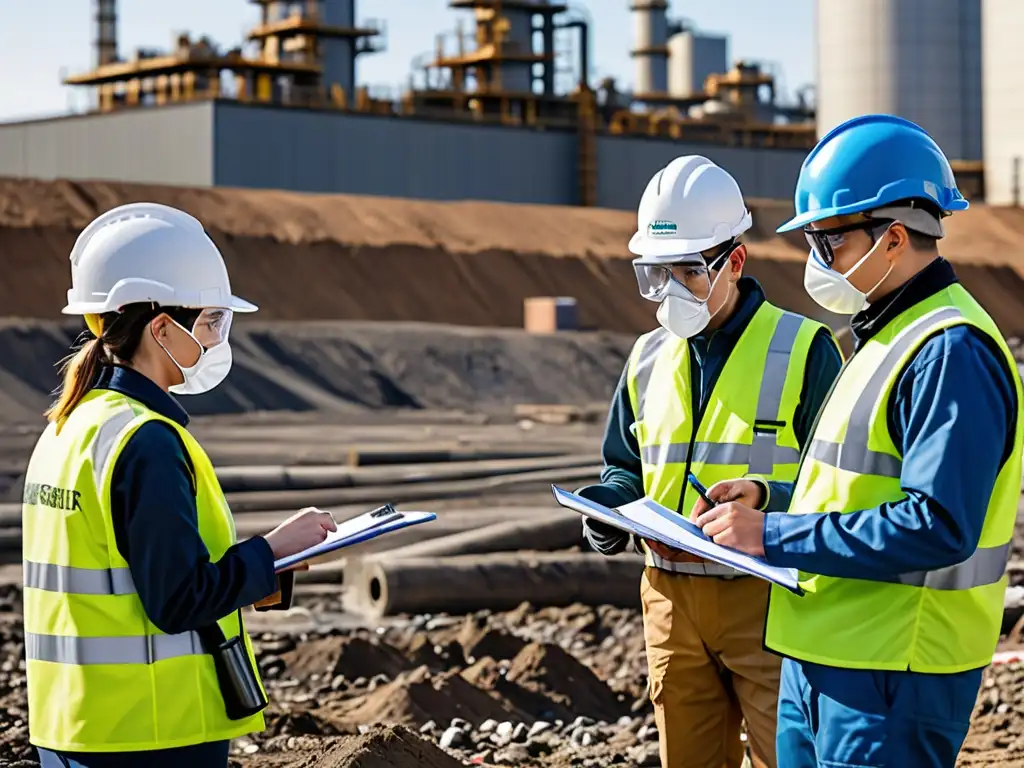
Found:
[214,453,598,493]
[356,552,646,619]
[223,465,600,513]
[336,510,587,586]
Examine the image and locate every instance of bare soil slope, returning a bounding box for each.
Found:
[4,178,1024,334]
[0,319,633,423]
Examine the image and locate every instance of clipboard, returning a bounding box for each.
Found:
[552,485,803,595]
[273,504,437,572]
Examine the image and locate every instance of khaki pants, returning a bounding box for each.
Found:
[641,567,781,768]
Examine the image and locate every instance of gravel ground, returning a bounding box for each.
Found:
[0,582,1022,768]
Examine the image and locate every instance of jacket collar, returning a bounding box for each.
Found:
[93,365,190,427]
[691,276,766,345]
[850,257,958,348]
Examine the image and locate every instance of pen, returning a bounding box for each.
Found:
[687,472,715,509]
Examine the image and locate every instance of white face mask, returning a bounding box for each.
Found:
[167,341,233,396]
[655,270,729,339]
[804,228,895,316]
[155,309,234,395]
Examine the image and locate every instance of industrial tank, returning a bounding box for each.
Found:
[668,30,727,97]
[815,0,982,161]
[983,0,1024,205]
[632,0,669,95]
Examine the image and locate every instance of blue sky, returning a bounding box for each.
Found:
[0,0,813,122]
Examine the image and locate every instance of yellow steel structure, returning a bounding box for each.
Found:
[58,2,829,207]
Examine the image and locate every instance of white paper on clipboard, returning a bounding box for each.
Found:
[552,485,802,595]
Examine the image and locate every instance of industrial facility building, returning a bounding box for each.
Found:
[0,0,1011,208]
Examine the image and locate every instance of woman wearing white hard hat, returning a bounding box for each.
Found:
[22,203,336,768]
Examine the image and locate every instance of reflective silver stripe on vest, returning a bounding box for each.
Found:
[648,555,746,576]
[641,441,801,467]
[25,631,203,665]
[633,329,670,421]
[637,313,804,473]
[23,561,136,596]
[804,439,903,478]
[90,406,139,488]
[893,542,1011,591]
[807,307,963,479]
[749,312,804,474]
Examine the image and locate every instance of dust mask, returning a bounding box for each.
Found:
[655,279,730,339]
[155,308,234,395]
[804,227,895,316]
[634,252,732,339]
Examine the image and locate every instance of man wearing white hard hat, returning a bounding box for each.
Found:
[576,156,842,768]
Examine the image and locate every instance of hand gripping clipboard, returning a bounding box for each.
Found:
[552,485,803,595]
[272,504,436,572]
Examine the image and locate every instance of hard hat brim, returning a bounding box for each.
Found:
[228,295,259,313]
[629,232,726,259]
[61,293,259,315]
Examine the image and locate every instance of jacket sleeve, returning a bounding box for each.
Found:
[762,326,1018,579]
[575,359,645,555]
[757,326,844,512]
[110,422,281,634]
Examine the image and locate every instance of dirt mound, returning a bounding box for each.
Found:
[505,642,629,723]
[458,618,530,663]
[280,635,413,683]
[5,178,1024,337]
[0,319,632,423]
[334,665,527,726]
[247,725,464,768]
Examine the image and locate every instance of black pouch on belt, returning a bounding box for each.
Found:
[197,608,269,720]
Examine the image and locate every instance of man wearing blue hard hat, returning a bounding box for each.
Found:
[689,113,1024,767]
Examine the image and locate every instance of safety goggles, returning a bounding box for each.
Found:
[633,241,736,302]
[803,219,892,269]
[169,307,233,350]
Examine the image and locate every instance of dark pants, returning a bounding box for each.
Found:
[37,741,229,768]
[776,657,982,768]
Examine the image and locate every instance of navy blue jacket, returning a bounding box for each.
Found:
[762,258,1019,582]
[38,365,290,768]
[579,277,844,553]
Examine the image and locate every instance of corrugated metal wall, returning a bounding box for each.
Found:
[983,0,1024,206]
[595,136,805,210]
[212,104,578,205]
[0,102,808,209]
[0,103,213,186]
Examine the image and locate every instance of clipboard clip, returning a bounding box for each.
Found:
[370,503,397,518]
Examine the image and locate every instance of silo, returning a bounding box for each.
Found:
[631,0,669,95]
[668,30,727,97]
[816,0,982,161]
[983,0,1024,205]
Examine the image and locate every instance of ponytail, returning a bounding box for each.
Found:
[45,335,106,431]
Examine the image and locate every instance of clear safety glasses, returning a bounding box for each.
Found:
[171,307,233,350]
[633,243,735,303]
[636,261,715,302]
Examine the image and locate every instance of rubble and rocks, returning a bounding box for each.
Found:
[0,579,1020,767]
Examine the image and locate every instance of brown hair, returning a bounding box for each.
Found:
[45,304,164,429]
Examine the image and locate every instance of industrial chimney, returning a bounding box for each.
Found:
[94,0,118,67]
[631,0,669,96]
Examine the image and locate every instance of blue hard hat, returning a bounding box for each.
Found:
[776,114,968,233]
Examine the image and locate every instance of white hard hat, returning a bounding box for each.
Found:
[628,155,752,262]
[62,202,257,316]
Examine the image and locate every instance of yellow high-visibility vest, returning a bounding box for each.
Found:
[22,388,266,751]
[627,301,834,572]
[765,283,1023,673]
